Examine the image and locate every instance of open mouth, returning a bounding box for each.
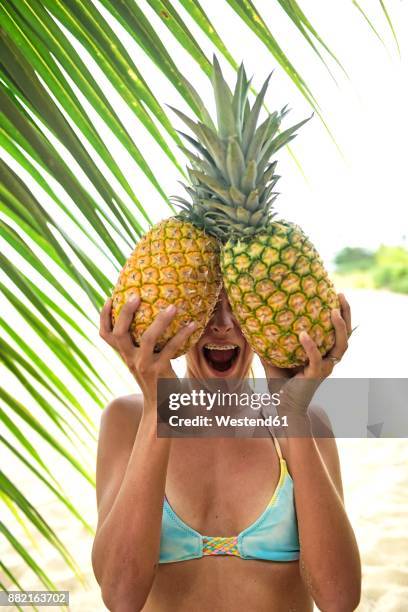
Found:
[203,343,240,373]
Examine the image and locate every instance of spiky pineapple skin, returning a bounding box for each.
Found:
[111,218,222,357]
[221,221,339,368]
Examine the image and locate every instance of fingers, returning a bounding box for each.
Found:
[160,320,197,361]
[299,331,322,378]
[329,307,348,357]
[112,294,140,359]
[99,297,114,342]
[113,294,140,335]
[139,304,178,355]
[338,293,352,336]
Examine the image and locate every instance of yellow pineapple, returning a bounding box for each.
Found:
[221,222,338,367]
[111,217,222,356]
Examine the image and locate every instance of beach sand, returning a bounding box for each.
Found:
[1,289,407,610]
[336,438,408,611]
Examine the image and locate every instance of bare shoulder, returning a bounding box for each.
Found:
[309,403,335,437]
[95,393,144,513]
[99,392,144,439]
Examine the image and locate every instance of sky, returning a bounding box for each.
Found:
[80,0,408,264]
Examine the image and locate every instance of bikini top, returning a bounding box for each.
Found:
[159,409,300,563]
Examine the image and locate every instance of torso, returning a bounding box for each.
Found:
[117,394,313,612]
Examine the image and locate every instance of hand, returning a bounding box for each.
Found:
[99,295,197,409]
[261,293,352,424]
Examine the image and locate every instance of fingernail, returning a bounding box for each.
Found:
[332,308,340,317]
[186,321,196,329]
[299,331,309,342]
[128,294,139,303]
[165,304,176,314]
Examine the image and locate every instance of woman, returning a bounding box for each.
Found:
[92,289,361,611]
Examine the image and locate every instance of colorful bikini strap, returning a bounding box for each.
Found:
[202,536,240,556]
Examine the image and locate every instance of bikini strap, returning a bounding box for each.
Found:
[260,404,283,460]
[272,431,283,460]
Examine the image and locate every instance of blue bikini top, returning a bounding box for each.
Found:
[159,415,300,563]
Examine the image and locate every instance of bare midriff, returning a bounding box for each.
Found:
[142,556,313,611]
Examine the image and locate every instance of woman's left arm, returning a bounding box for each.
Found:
[263,294,361,611]
[286,415,361,612]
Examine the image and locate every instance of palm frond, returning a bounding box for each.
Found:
[378,0,400,55]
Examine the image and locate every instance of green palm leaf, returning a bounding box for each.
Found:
[225,0,318,108]
[275,0,348,81]
[0,218,90,322]
[0,567,28,612]
[178,0,238,68]
[1,2,171,212]
[1,87,130,262]
[0,388,94,485]
[1,436,93,532]
[378,0,400,55]
[0,522,57,591]
[146,0,213,75]
[0,138,122,276]
[1,472,84,578]
[0,318,95,435]
[0,255,107,387]
[0,282,108,404]
[352,1,399,54]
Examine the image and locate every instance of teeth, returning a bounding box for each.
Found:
[204,344,238,350]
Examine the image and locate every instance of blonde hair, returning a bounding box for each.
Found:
[246,363,255,383]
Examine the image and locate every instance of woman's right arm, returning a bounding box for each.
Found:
[92,399,171,612]
[91,296,196,611]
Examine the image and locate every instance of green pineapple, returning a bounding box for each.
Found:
[172,56,339,367]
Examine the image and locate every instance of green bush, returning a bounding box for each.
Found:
[334,247,375,273]
[372,246,408,293]
[333,245,408,294]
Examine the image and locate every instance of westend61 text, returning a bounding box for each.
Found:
[168,414,288,427]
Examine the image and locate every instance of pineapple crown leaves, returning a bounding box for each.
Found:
[169,55,312,242]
